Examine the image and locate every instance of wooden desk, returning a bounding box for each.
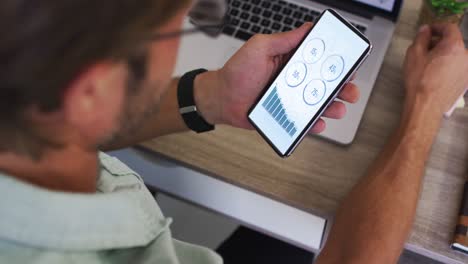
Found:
[141,0,468,262]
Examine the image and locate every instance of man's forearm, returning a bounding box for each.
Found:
[316,94,442,264]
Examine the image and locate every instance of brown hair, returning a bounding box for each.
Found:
[0,0,189,156]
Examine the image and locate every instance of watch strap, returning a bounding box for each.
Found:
[178,69,215,133]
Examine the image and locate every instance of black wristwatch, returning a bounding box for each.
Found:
[177,69,215,133]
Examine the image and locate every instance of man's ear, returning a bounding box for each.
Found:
[62,63,127,142]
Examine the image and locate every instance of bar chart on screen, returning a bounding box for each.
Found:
[262,87,298,137]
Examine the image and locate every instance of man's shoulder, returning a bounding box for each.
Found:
[0,241,102,264]
[0,230,222,264]
[98,151,144,184]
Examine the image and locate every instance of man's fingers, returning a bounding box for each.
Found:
[309,119,326,134]
[263,22,313,56]
[338,83,360,103]
[323,101,347,119]
[309,99,350,134]
[411,25,432,55]
[431,23,464,43]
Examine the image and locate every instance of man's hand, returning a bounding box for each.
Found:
[404,23,468,116]
[195,23,360,134]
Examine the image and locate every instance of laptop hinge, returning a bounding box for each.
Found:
[309,0,374,20]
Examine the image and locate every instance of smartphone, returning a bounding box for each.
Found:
[248,9,372,157]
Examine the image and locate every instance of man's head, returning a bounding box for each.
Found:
[0,0,191,158]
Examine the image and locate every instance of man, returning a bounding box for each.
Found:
[0,1,466,264]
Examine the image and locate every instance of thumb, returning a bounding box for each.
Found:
[264,23,313,56]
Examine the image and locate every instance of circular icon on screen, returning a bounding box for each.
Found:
[285,62,307,87]
[303,79,326,106]
[321,55,345,82]
[302,38,325,64]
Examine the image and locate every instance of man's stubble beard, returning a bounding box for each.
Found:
[97,47,173,149]
[98,79,167,148]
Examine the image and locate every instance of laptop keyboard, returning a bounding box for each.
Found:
[224,0,367,41]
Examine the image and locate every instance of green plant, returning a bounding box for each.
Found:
[429,0,468,15]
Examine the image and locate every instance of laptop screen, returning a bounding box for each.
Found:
[312,0,402,21]
[353,0,396,12]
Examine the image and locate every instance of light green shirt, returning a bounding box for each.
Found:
[0,153,222,264]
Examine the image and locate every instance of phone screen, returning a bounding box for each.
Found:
[248,10,371,157]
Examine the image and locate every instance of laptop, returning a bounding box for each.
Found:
[174,0,403,145]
